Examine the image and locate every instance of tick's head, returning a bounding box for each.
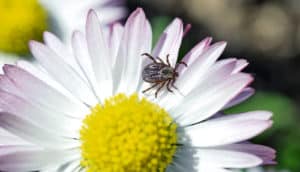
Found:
[175,72,179,77]
[160,67,175,79]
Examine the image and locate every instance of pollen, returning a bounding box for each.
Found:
[0,0,48,55]
[80,93,178,172]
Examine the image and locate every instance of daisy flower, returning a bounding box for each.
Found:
[38,0,127,42]
[0,0,47,55]
[0,8,275,172]
[0,0,126,70]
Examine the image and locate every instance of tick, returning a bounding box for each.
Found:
[142,53,187,98]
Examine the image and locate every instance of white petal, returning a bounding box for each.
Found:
[39,0,126,42]
[0,91,81,138]
[41,159,81,172]
[16,60,79,102]
[211,111,272,122]
[56,159,81,172]
[43,32,84,78]
[159,58,237,110]
[173,73,253,125]
[94,6,127,24]
[0,53,20,74]
[233,59,249,74]
[177,37,212,74]
[72,31,102,101]
[0,112,78,149]
[192,59,237,90]
[175,42,227,95]
[86,10,113,98]
[29,41,97,106]
[195,149,263,168]
[0,74,20,95]
[183,112,272,147]
[167,147,198,172]
[108,23,124,67]
[2,65,89,118]
[223,87,254,109]
[196,165,232,172]
[152,18,183,66]
[114,8,152,94]
[0,128,29,146]
[138,19,153,91]
[0,146,79,171]
[157,58,237,109]
[218,143,276,165]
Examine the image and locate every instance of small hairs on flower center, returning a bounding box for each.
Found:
[80,93,178,172]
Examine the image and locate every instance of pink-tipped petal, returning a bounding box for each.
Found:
[0,128,29,146]
[176,42,227,94]
[0,112,78,149]
[0,91,81,138]
[161,59,237,107]
[177,37,212,73]
[172,73,253,124]
[194,149,263,168]
[72,30,102,102]
[16,60,84,107]
[196,166,232,172]
[43,32,83,76]
[86,10,113,98]
[211,111,272,122]
[114,8,151,94]
[108,23,124,67]
[0,74,20,96]
[217,143,276,165]
[183,23,192,37]
[233,59,249,73]
[0,146,79,171]
[2,64,88,118]
[184,114,272,147]
[29,41,97,106]
[152,18,183,66]
[224,87,255,109]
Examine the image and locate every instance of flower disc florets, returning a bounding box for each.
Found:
[80,93,178,172]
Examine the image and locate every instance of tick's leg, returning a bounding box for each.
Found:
[143,83,160,94]
[156,56,165,64]
[166,80,174,93]
[171,79,185,96]
[175,61,188,71]
[155,82,166,98]
[179,61,188,67]
[171,79,179,90]
[166,54,171,66]
[142,53,157,63]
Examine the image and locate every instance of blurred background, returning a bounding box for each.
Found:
[0,0,299,171]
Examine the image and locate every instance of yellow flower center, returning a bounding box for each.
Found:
[0,0,48,55]
[80,93,178,172]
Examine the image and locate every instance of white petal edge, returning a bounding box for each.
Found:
[0,146,79,171]
[152,18,183,66]
[183,112,272,147]
[29,41,97,106]
[195,149,263,168]
[0,112,78,149]
[175,42,227,95]
[86,10,113,98]
[2,65,89,118]
[173,73,253,125]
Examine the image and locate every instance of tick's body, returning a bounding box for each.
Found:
[142,63,174,83]
[142,53,187,98]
